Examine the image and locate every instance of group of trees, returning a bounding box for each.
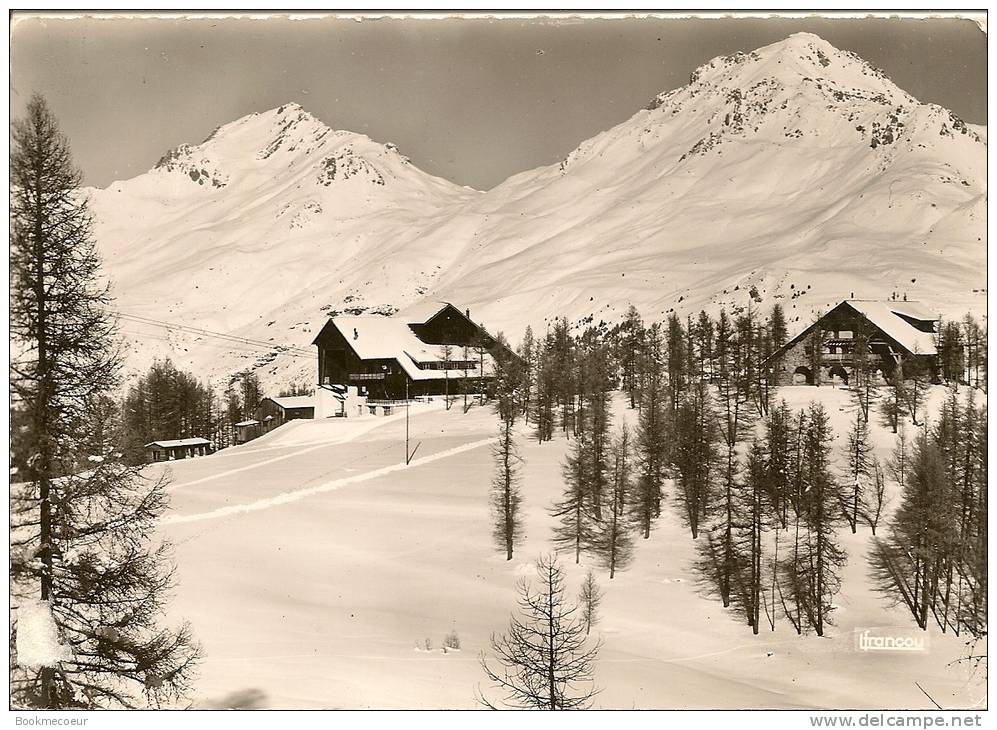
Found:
[487,299,987,647]
[936,314,987,389]
[489,304,788,588]
[871,389,987,647]
[117,363,264,463]
[438,333,492,411]
[10,96,199,708]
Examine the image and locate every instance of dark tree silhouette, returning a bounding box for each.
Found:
[9,95,199,708]
[491,419,523,561]
[479,554,601,709]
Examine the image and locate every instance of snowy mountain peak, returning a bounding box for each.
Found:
[89,33,985,388]
[686,32,910,101]
[147,101,440,195]
[545,33,982,179]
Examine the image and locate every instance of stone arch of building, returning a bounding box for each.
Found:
[793,366,813,385]
[828,365,849,385]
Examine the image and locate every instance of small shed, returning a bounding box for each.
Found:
[145,437,214,462]
[234,419,260,445]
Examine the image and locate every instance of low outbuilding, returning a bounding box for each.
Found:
[144,437,214,462]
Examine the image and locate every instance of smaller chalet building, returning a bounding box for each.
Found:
[145,437,214,462]
[766,300,939,386]
[254,395,316,436]
[312,302,505,400]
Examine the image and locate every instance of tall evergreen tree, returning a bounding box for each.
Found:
[734,439,771,634]
[871,430,952,630]
[633,323,668,538]
[762,400,795,529]
[9,95,199,708]
[619,305,645,408]
[492,333,524,425]
[580,330,612,519]
[961,313,984,388]
[695,310,715,381]
[937,319,965,385]
[903,353,930,427]
[550,436,594,564]
[880,357,906,434]
[797,403,846,636]
[490,419,523,561]
[841,410,873,533]
[769,303,788,350]
[860,458,889,536]
[849,321,879,423]
[803,320,825,387]
[698,309,757,609]
[593,426,637,579]
[672,379,719,539]
[665,313,687,409]
[238,370,262,416]
[518,326,536,423]
[531,331,556,442]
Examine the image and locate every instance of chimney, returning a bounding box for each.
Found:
[353,327,358,340]
[466,308,470,319]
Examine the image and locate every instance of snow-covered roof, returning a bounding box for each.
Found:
[866,300,939,322]
[846,300,938,355]
[234,420,259,427]
[325,313,495,381]
[267,395,316,411]
[144,437,212,449]
[314,302,498,382]
[332,315,430,360]
[399,301,450,323]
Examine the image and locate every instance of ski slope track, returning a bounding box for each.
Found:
[164,436,494,524]
[88,33,986,389]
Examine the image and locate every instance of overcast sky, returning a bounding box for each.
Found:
[10,13,987,190]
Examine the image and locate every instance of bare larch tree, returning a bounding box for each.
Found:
[479,554,601,709]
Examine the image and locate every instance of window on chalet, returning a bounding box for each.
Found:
[417,360,478,371]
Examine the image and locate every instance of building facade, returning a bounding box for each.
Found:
[312,302,507,400]
[145,437,214,462]
[766,300,939,386]
[254,396,316,436]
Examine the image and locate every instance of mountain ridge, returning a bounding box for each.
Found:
[87,33,987,388]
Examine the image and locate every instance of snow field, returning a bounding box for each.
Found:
[159,386,985,709]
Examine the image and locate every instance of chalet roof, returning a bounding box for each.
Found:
[845,300,938,355]
[399,301,451,323]
[144,437,212,449]
[312,301,502,382]
[321,314,495,381]
[862,300,939,322]
[770,299,939,364]
[266,395,316,411]
[331,315,433,361]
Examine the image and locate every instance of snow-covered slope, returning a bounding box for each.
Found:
[89,33,986,387]
[436,33,986,334]
[88,102,481,384]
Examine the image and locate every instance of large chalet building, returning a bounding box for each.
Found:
[311,302,507,401]
[766,299,940,386]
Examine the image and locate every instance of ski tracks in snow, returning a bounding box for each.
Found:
[163,436,495,525]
